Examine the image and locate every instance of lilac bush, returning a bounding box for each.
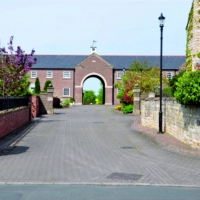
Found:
[0,36,36,96]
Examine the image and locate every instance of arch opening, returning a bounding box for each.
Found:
[82,75,105,105]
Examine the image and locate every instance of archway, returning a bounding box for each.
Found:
[82,75,105,105]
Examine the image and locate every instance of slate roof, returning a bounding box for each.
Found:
[32,54,186,70]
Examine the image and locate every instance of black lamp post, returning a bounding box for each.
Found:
[158,13,165,134]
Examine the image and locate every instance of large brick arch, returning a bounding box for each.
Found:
[79,72,108,87]
[81,73,106,104]
[75,53,113,105]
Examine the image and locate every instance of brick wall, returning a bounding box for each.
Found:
[141,98,200,149]
[0,107,29,139]
[29,96,39,118]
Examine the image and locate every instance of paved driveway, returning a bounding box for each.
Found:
[0,105,200,186]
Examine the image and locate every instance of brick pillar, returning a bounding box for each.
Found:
[133,87,140,115]
[47,87,54,114]
[105,87,113,105]
[75,87,83,105]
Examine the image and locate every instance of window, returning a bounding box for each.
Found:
[63,71,70,78]
[29,83,35,92]
[46,71,53,78]
[117,71,124,79]
[166,72,172,79]
[31,71,37,78]
[63,88,70,97]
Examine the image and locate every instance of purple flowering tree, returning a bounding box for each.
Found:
[0,36,36,97]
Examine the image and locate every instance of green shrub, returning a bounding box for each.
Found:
[65,99,70,106]
[34,77,41,94]
[44,80,52,91]
[70,97,75,103]
[168,70,185,96]
[162,87,173,97]
[122,104,134,114]
[174,71,200,105]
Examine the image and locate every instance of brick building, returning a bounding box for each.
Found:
[28,53,185,105]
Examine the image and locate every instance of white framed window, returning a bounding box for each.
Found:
[31,71,37,78]
[166,72,172,79]
[63,88,70,97]
[63,71,70,78]
[29,83,35,92]
[46,71,53,78]
[117,71,124,79]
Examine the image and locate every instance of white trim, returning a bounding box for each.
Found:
[79,72,108,87]
[63,88,70,97]
[46,71,53,78]
[63,71,70,78]
[166,72,172,79]
[117,71,124,79]
[31,70,37,78]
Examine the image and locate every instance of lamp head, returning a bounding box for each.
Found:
[158,13,165,27]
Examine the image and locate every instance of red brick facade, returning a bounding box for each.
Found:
[0,107,29,139]
[28,54,179,105]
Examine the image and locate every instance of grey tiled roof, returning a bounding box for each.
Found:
[32,55,185,70]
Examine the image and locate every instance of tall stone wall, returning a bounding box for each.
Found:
[186,0,200,71]
[141,99,200,148]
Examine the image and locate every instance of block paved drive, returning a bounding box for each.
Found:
[0,105,200,186]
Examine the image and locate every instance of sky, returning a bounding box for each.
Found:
[0,0,193,94]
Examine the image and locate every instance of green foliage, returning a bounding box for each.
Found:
[174,71,200,105]
[197,52,200,58]
[129,60,150,72]
[162,87,173,97]
[0,74,30,96]
[44,80,52,91]
[70,97,75,103]
[34,77,40,94]
[168,70,185,96]
[65,99,70,106]
[96,82,103,104]
[83,90,96,104]
[60,99,69,107]
[186,1,194,72]
[116,89,125,104]
[114,61,164,104]
[122,104,134,114]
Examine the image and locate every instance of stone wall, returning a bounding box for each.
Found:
[39,87,54,114]
[0,107,30,139]
[141,98,200,148]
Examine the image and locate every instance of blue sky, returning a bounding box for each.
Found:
[0,0,192,93]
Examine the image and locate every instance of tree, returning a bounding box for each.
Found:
[34,77,41,94]
[83,90,96,104]
[0,36,36,97]
[114,61,164,105]
[174,71,200,105]
[44,80,52,91]
[96,82,103,104]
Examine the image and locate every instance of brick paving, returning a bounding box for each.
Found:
[0,105,200,186]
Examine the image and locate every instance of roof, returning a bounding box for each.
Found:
[32,54,186,70]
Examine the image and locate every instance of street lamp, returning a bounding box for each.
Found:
[158,13,165,134]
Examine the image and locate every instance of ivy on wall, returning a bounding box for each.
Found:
[186,1,194,71]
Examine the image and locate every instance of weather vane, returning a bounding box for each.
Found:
[90,40,97,52]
